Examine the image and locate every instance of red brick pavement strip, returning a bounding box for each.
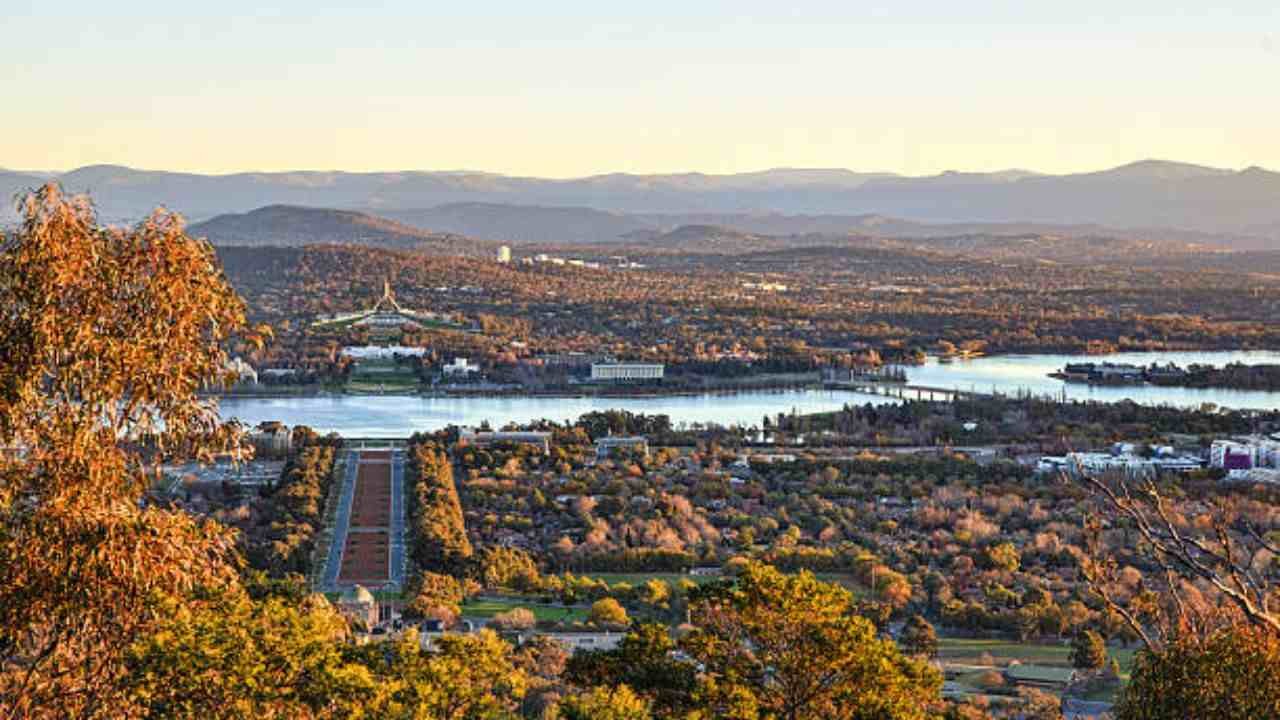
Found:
[350,463,392,528]
[338,529,390,584]
[336,451,394,584]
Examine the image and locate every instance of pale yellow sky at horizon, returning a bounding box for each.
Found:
[4,1,1278,177]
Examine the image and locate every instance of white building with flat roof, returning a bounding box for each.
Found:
[459,428,551,453]
[595,435,649,459]
[342,345,427,360]
[442,358,479,376]
[590,363,664,382]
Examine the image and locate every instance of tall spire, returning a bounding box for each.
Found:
[375,278,401,312]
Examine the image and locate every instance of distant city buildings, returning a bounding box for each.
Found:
[442,358,479,376]
[458,428,551,453]
[225,357,258,386]
[341,345,427,360]
[590,363,665,382]
[741,281,788,292]
[595,435,649,459]
[528,253,601,269]
[1034,434,1280,483]
[248,422,292,457]
[1037,446,1203,477]
[1209,437,1280,479]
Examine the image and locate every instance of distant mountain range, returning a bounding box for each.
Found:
[2,160,1277,248]
[610,223,1228,265]
[187,205,482,252]
[181,204,1235,273]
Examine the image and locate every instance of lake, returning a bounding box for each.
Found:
[908,350,1280,410]
[217,389,883,436]
[219,350,1280,435]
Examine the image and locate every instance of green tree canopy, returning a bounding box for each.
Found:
[1070,629,1107,671]
[126,590,375,719]
[564,623,697,717]
[1117,626,1280,720]
[559,684,653,720]
[680,563,941,720]
[589,597,630,627]
[900,615,939,659]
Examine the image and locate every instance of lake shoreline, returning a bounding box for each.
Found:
[212,351,1280,435]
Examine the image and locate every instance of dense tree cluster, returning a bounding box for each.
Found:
[407,438,474,576]
[775,396,1278,450]
[1,186,261,716]
[214,239,1280,387]
[567,564,942,720]
[241,437,340,576]
[1148,362,1280,391]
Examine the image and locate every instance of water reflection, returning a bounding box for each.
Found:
[219,351,1280,435]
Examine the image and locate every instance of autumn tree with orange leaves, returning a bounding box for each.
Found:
[0,185,264,718]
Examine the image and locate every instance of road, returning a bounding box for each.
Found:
[320,450,359,591]
[388,447,406,587]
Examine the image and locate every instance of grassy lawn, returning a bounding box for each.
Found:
[323,589,403,603]
[461,597,588,623]
[579,571,860,591]
[348,359,419,385]
[939,637,1137,675]
[940,638,1133,705]
[581,572,715,587]
[346,376,421,393]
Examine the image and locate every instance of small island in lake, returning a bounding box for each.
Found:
[1052,361,1280,391]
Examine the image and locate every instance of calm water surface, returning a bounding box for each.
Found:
[909,350,1280,410]
[219,351,1280,435]
[217,389,885,436]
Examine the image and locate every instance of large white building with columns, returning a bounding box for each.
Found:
[590,363,665,382]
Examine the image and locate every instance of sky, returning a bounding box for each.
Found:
[3,1,1278,177]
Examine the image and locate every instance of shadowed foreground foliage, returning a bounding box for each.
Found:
[683,563,943,720]
[0,184,254,718]
[568,563,942,720]
[1116,626,1280,720]
[1081,472,1280,719]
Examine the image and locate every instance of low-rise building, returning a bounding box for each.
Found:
[249,422,292,457]
[443,358,479,376]
[336,585,379,629]
[590,363,665,382]
[342,345,428,360]
[748,453,797,464]
[459,428,551,453]
[522,631,621,653]
[537,352,604,368]
[1039,451,1202,477]
[595,435,649,459]
[1210,437,1280,471]
[260,367,299,379]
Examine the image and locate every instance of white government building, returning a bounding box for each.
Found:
[590,363,665,381]
[313,280,453,331]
